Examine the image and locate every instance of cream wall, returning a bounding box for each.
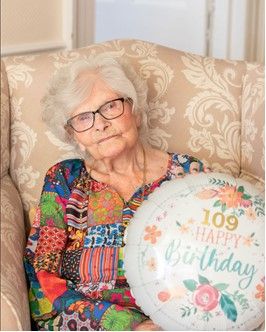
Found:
[73,0,94,48]
[1,0,264,63]
[1,0,73,56]
[245,0,265,64]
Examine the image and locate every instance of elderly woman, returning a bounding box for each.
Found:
[24,57,206,331]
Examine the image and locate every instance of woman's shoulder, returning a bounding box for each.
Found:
[170,152,196,162]
[46,158,84,172]
[44,158,85,187]
[56,158,84,169]
[170,152,201,162]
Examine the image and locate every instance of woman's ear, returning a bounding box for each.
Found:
[64,124,74,141]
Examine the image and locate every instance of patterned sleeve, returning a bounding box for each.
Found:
[24,161,146,330]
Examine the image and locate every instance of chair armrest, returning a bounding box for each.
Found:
[1,59,10,179]
[0,175,31,331]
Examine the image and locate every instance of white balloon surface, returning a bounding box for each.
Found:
[124,173,265,330]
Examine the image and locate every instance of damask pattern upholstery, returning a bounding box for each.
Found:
[241,63,265,184]
[0,39,264,330]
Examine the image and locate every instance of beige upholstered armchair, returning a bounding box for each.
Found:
[1,39,264,330]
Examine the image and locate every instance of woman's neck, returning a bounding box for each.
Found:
[90,142,145,175]
[85,146,169,201]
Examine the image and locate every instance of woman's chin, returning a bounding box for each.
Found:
[97,144,127,159]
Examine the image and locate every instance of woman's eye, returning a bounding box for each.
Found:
[103,101,115,112]
[77,113,91,122]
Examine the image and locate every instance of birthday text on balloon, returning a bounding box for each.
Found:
[195,226,242,248]
[165,239,257,290]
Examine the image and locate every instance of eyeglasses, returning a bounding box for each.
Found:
[66,97,126,132]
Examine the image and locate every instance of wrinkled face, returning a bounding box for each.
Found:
[69,79,141,160]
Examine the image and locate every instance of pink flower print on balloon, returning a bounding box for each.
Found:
[193,284,219,311]
[183,275,238,321]
[240,198,252,208]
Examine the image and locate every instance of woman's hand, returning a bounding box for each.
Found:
[189,161,211,174]
[134,319,162,331]
[175,162,211,178]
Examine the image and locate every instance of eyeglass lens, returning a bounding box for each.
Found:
[68,98,124,132]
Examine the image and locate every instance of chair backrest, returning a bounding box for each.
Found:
[1,39,264,229]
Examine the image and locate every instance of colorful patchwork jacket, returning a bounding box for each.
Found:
[24,152,203,330]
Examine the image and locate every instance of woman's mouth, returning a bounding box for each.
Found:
[97,134,118,143]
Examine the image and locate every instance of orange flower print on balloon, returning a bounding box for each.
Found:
[217,186,243,209]
[144,225,161,244]
[245,207,256,221]
[255,278,265,301]
[255,284,265,301]
[195,188,218,200]
[242,233,259,247]
[196,179,256,216]
[158,290,171,302]
[242,235,254,247]
[158,286,187,303]
[146,257,157,271]
[216,185,253,211]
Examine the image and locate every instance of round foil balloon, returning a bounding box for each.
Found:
[124,172,265,330]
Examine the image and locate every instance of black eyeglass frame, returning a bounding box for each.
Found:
[66,97,126,133]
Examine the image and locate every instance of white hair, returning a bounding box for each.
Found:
[41,56,150,155]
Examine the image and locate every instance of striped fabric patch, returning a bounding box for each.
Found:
[122,196,144,226]
[80,247,118,283]
[66,188,88,229]
[117,246,125,277]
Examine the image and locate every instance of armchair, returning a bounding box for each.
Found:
[1,39,264,330]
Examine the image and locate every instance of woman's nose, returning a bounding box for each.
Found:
[93,112,110,131]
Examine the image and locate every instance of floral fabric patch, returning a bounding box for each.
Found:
[101,304,144,331]
[35,226,67,256]
[40,192,67,228]
[67,226,87,250]
[75,280,115,299]
[60,249,82,283]
[58,310,92,331]
[33,251,62,273]
[88,189,123,226]
[84,223,125,248]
